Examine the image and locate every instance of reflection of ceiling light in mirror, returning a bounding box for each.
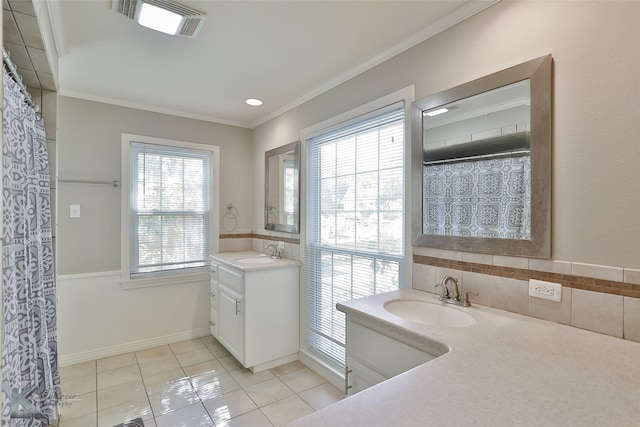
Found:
[245,98,263,106]
[424,108,449,117]
[137,3,182,35]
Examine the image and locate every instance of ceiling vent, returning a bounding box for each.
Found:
[112,0,206,38]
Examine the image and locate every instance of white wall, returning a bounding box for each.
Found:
[252,1,640,270]
[56,96,253,362]
[57,96,254,274]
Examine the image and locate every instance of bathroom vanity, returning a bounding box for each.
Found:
[289,289,640,427]
[209,251,300,372]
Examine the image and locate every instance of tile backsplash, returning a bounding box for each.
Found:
[412,247,640,344]
[218,234,640,344]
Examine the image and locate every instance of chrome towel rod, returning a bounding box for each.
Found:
[59,179,120,187]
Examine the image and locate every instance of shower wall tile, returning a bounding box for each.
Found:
[571,289,623,338]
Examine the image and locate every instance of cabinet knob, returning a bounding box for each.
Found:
[209,292,216,297]
[208,321,216,326]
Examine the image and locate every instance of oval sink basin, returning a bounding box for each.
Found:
[236,257,275,264]
[384,300,476,327]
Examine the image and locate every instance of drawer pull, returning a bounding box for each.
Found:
[235,299,241,315]
[208,321,216,326]
[209,292,216,297]
[345,366,353,394]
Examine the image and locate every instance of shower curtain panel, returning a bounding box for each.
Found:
[423,156,531,239]
[1,69,60,425]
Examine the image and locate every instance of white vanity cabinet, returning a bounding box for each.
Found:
[345,318,442,395]
[210,254,300,373]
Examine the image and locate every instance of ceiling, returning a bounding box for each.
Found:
[48,0,495,128]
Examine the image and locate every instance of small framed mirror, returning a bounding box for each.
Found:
[265,141,300,233]
[412,55,552,258]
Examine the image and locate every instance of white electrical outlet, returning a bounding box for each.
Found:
[528,279,562,302]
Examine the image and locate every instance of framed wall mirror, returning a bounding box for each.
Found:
[412,55,552,258]
[265,141,300,233]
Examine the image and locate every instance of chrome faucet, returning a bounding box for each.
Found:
[436,275,478,307]
[264,243,281,259]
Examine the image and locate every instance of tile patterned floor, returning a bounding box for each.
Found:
[55,336,344,427]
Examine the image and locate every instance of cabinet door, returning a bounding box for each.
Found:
[218,284,244,364]
[346,357,387,396]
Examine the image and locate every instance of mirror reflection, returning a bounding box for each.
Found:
[412,54,552,258]
[422,80,531,239]
[265,141,300,233]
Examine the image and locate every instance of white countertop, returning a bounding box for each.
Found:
[210,251,300,272]
[289,289,640,427]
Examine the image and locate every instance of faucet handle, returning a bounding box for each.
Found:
[462,289,479,306]
[435,282,449,299]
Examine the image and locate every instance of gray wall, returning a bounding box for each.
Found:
[57,96,253,274]
[252,0,640,270]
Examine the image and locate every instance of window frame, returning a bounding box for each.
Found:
[120,133,220,289]
[300,87,415,374]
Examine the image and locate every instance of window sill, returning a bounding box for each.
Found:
[120,269,210,290]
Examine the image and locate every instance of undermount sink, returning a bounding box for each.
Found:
[236,257,275,264]
[384,299,476,328]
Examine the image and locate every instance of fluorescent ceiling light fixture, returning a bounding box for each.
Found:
[137,2,182,35]
[245,98,263,106]
[424,108,449,117]
[113,0,207,38]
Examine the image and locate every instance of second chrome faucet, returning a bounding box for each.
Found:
[436,275,478,307]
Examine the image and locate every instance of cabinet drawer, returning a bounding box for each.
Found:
[209,262,219,280]
[219,265,244,293]
[210,280,218,307]
[209,307,218,338]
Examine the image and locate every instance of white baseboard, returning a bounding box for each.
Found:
[298,350,345,392]
[59,328,211,367]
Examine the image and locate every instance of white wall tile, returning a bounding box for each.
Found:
[462,252,493,265]
[493,255,528,269]
[411,263,437,294]
[572,263,623,282]
[528,258,572,275]
[623,269,640,285]
[571,289,623,338]
[623,297,640,343]
[491,277,529,315]
[529,287,571,325]
[460,271,493,307]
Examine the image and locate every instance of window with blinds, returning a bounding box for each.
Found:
[130,142,211,276]
[305,103,405,369]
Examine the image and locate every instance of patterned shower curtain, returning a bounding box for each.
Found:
[2,69,60,425]
[423,156,531,239]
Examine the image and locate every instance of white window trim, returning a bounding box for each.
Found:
[120,133,220,289]
[298,86,415,381]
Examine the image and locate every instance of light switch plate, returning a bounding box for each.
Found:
[70,204,81,218]
[528,279,562,302]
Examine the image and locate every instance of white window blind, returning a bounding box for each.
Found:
[305,103,405,369]
[130,142,211,276]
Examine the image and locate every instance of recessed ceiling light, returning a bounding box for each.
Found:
[424,107,449,117]
[245,98,263,106]
[137,2,182,35]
